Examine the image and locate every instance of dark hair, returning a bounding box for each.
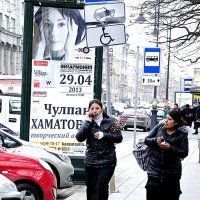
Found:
[167,110,185,127]
[88,99,103,109]
[34,7,85,45]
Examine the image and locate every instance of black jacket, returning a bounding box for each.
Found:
[76,112,123,166]
[144,124,188,181]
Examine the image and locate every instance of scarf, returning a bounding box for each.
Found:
[94,112,103,126]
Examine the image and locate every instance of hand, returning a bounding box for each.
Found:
[65,18,78,60]
[156,136,164,146]
[94,132,103,140]
[33,23,46,59]
[86,112,95,121]
[159,141,170,150]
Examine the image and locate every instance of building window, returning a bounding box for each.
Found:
[10,18,15,31]
[5,15,9,30]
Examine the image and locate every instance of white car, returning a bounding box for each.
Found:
[0,128,74,189]
[0,174,22,200]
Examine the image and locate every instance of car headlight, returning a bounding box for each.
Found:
[39,159,53,173]
[45,149,71,163]
[51,152,70,163]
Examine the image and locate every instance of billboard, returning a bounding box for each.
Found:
[193,68,200,86]
[175,92,193,107]
[30,6,95,155]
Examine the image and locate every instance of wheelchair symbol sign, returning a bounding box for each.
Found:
[86,24,126,48]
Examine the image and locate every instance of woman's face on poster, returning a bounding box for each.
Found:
[42,8,68,52]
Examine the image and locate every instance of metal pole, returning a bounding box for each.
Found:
[150,0,160,130]
[105,47,111,115]
[94,47,103,100]
[179,77,182,106]
[166,16,172,101]
[20,0,33,141]
[104,46,115,192]
[133,46,139,148]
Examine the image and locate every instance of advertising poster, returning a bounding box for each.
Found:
[194,68,200,86]
[30,6,95,155]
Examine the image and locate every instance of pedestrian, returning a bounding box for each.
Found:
[181,104,193,127]
[33,7,85,60]
[194,102,200,134]
[144,110,189,200]
[163,102,170,119]
[76,99,123,200]
[173,103,181,112]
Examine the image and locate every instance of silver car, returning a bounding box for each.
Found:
[0,174,22,200]
[0,129,74,189]
[122,108,151,131]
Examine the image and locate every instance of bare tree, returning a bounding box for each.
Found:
[139,0,200,64]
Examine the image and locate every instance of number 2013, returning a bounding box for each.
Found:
[69,87,82,93]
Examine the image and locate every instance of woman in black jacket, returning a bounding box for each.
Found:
[76,99,123,200]
[145,110,189,200]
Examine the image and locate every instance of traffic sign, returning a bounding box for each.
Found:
[86,24,126,47]
[184,78,193,92]
[142,75,160,86]
[144,47,161,73]
[84,2,125,24]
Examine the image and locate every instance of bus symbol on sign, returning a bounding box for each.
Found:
[146,56,158,62]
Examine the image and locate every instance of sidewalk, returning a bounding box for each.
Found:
[58,132,200,200]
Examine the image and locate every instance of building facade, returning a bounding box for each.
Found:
[0,0,23,75]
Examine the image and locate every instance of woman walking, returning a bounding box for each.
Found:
[144,110,189,200]
[76,99,123,200]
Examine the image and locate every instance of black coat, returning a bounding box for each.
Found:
[76,112,123,166]
[145,124,188,181]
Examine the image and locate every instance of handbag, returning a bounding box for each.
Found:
[132,139,151,171]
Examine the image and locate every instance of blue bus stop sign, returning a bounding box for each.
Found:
[184,78,193,92]
[144,47,161,73]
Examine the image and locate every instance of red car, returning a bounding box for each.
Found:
[0,148,57,200]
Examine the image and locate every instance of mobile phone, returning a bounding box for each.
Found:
[89,113,95,118]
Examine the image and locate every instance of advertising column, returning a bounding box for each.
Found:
[30,5,95,155]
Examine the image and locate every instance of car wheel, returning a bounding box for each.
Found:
[96,16,101,21]
[17,183,42,200]
[143,127,148,132]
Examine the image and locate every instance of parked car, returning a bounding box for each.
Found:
[122,108,151,131]
[0,122,19,137]
[0,127,74,189]
[0,93,21,133]
[0,148,57,200]
[111,107,123,116]
[0,174,22,200]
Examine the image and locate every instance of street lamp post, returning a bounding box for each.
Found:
[165,16,172,101]
[136,0,160,129]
